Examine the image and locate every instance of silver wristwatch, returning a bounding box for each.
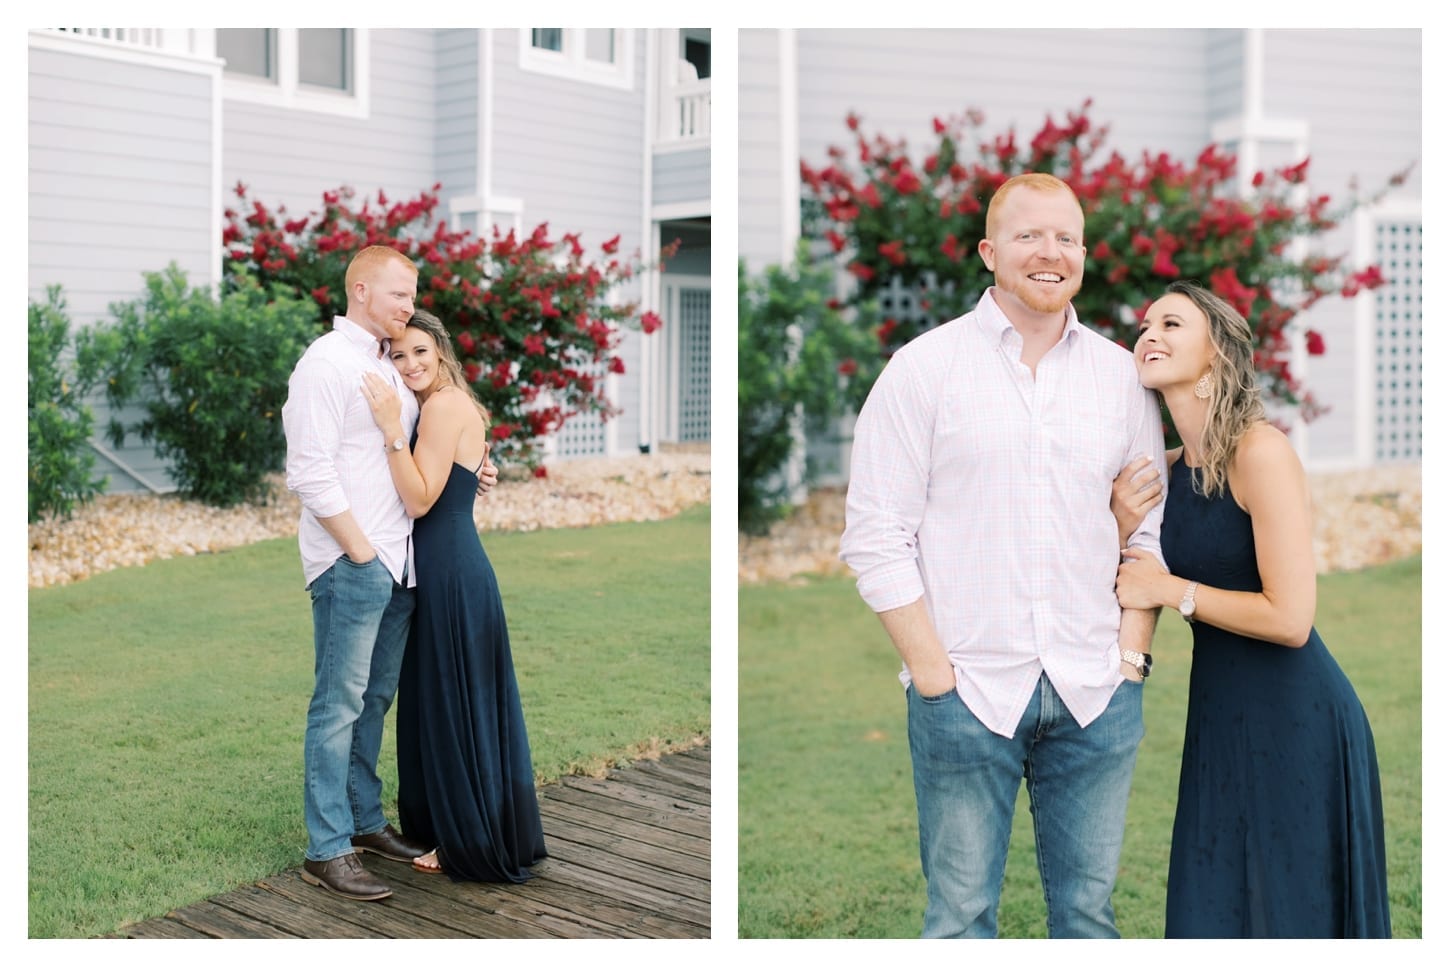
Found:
[1120,648,1152,680]
[385,437,406,453]
[1178,581,1199,622]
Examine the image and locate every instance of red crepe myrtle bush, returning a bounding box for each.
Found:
[801,100,1412,426]
[223,183,677,466]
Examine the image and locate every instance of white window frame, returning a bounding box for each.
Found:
[216,28,369,119]
[518,28,634,91]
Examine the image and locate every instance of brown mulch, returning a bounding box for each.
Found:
[28,446,711,589]
[738,462,1422,585]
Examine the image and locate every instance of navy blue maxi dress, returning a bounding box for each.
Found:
[1159,457,1390,937]
[395,453,547,882]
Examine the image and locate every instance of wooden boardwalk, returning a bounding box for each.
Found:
[118,744,710,939]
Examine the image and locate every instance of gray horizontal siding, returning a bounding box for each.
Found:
[1255,28,1422,467]
[28,44,215,328]
[653,147,709,208]
[795,28,1211,177]
[488,29,650,454]
[434,28,479,203]
[490,29,644,244]
[738,28,785,273]
[220,28,439,216]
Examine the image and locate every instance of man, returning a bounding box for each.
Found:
[839,173,1167,938]
[282,245,496,901]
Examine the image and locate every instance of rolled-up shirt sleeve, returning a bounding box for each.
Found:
[283,355,350,519]
[840,350,935,612]
[1124,385,1168,569]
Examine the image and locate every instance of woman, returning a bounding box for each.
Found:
[361,309,547,882]
[1111,280,1390,938]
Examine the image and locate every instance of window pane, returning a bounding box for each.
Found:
[584,29,614,63]
[299,28,350,91]
[217,28,274,80]
[531,29,563,52]
[683,30,710,80]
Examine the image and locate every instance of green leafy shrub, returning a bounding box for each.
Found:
[738,243,879,535]
[93,266,318,507]
[28,286,107,522]
[221,182,675,467]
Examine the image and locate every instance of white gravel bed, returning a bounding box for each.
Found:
[738,462,1422,585]
[28,447,711,589]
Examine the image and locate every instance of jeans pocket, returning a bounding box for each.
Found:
[336,554,377,569]
[912,682,959,705]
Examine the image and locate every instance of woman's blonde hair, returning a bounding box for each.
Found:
[405,309,491,430]
[1163,279,1265,498]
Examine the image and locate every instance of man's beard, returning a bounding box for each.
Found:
[1001,276,1081,316]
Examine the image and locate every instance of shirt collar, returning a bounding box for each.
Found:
[974,287,1082,344]
[333,314,387,357]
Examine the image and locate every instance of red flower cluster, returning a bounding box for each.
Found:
[222,183,679,467]
[800,100,1412,427]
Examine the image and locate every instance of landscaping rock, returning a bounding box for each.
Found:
[738,462,1422,585]
[28,446,711,589]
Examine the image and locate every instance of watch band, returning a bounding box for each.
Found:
[1120,648,1152,680]
[1178,581,1199,622]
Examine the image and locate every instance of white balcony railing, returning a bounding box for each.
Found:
[669,78,710,143]
[40,27,200,53]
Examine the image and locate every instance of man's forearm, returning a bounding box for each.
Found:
[1120,605,1159,652]
[877,598,955,696]
[316,509,374,562]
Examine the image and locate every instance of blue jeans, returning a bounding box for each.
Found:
[303,556,413,862]
[907,674,1143,938]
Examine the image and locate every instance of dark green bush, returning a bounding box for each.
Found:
[94,265,318,507]
[738,244,879,535]
[28,286,107,522]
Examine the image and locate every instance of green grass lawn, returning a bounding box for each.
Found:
[28,504,709,939]
[738,554,1421,938]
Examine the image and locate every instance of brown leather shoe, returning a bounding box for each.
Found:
[301,853,392,901]
[350,823,429,863]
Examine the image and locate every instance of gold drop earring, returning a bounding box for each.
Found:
[1194,372,1212,400]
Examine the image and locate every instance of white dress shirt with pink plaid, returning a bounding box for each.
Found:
[283,315,421,588]
[840,288,1166,737]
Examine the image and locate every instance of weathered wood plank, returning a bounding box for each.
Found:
[361,863,575,938]
[165,899,297,939]
[606,767,711,806]
[559,772,711,821]
[209,882,385,940]
[538,797,707,858]
[529,855,710,931]
[118,915,212,939]
[541,811,711,880]
[259,870,473,939]
[544,781,710,839]
[371,852,704,939]
[117,746,710,939]
[542,833,708,903]
[663,745,712,773]
[630,756,712,792]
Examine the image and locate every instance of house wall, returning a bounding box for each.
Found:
[489,29,651,455]
[29,36,221,491]
[653,147,709,209]
[28,41,217,328]
[1251,28,1421,468]
[434,29,480,208]
[220,28,438,216]
[738,29,787,272]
